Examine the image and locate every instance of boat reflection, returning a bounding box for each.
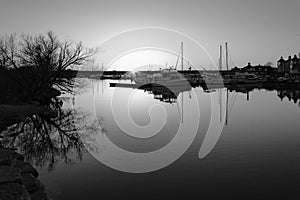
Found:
[110,81,300,129]
[3,79,300,170]
[110,82,192,104]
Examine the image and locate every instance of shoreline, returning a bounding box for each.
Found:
[0,148,49,200]
[0,105,53,199]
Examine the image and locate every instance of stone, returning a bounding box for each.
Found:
[0,150,14,166]
[30,190,49,200]
[0,149,24,166]
[0,183,30,200]
[21,174,44,194]
[0,166,22,185]
[13,160,39,178]
[12,152,24,161]
[0,149,48,199]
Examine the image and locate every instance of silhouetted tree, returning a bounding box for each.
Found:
[265,61,274,67]
[0,34,17,69]
[0,32,97,103]
[0,31,96,70]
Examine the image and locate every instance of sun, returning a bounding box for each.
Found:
[107,48,180,71]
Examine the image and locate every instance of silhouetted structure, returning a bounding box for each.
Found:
[241,62,277,76]
[277,54,300,74]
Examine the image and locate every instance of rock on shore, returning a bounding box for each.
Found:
[0,148,48,200]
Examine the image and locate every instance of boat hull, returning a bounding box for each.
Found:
[134,79,189,87]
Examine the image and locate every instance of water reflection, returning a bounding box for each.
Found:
[111,81,300,108]
[0,98,101,171]
[2,78,300,198]
[2,79,300,172]
[277,89,300,105]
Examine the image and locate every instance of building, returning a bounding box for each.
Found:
[291,55,300,73]
[241,62,276,75]
[277,56,292,73]
[277,54,300,74]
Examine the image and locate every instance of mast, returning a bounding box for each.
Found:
[225,42,229,71]
[181,92,184,123]
[225,88,229,125]
[225,42,229,125]
[181,42,184,71]
[219,45,222,71]
[219,89,222,122]
[181,42,184,123]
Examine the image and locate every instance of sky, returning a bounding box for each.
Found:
[1,0,300,70]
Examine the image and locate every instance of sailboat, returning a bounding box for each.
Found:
[133,42,189,87]
[203,43,231,85]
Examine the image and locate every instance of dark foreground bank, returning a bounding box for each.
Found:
[0,148,48,200]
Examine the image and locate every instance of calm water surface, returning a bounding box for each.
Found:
[37,79,300,199]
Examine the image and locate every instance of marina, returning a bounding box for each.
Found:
[1,0,300,199]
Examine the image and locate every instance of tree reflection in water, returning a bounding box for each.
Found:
[0,98,104,171]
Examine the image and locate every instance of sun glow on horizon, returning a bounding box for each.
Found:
[107,49,181,71]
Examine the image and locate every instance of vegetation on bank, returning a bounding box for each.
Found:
[0,31,97,105]
[0,32,101,171]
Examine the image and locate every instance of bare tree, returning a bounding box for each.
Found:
[0,31,97,70]
[0,31,98,103]
[265,61,274,67]
[0,34,18,69]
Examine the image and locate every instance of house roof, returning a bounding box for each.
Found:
[292,55,299,61]
[278,57,285,62]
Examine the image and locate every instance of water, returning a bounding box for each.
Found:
[33,79,300,199]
